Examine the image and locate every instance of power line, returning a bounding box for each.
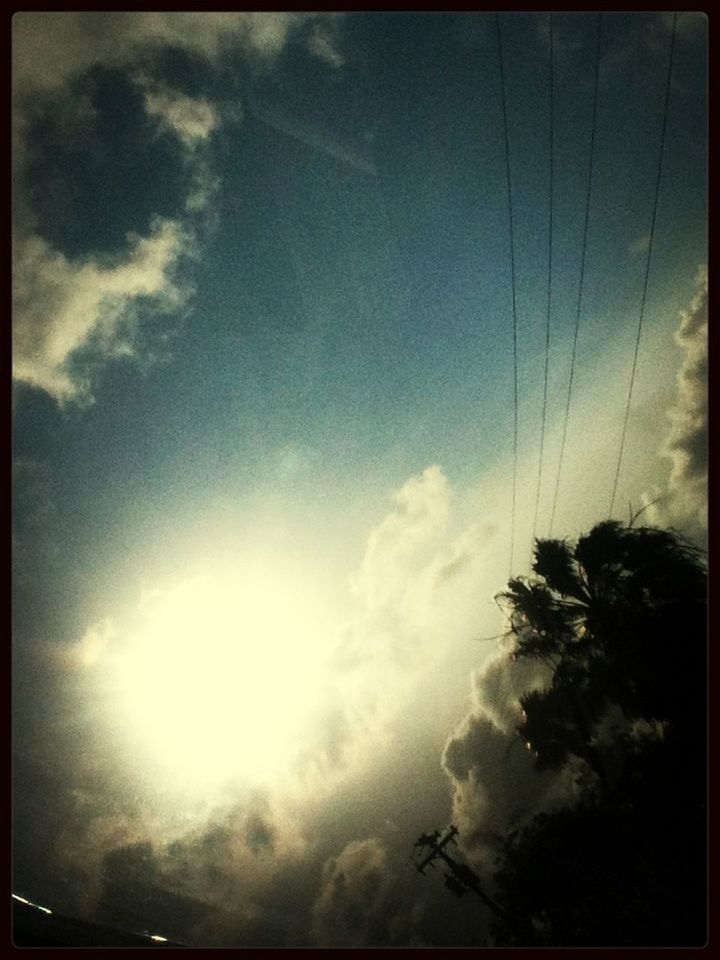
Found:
[496,13,519,577]
[548,13,603,538]
[531,12,554,555]
[608,13,677,518]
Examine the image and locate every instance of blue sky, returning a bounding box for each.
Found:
[12,11,707,947]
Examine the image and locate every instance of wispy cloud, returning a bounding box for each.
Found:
[307,17,345,68]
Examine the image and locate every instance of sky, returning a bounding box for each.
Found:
[12,11,707,947]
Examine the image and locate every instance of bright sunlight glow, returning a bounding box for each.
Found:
[106,563,333,792]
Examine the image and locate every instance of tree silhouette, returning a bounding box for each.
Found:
[499,521,706,784]
[491,521,706,946]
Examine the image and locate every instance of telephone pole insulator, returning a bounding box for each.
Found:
[412,825,520,933]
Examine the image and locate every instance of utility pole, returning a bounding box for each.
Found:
[412,826,522,936]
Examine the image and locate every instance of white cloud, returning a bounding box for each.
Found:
[645,267,707,544]
[13,218,189,404]
[12,12,342,98]
[351,465,452,615]
[308,466,472,778]
[12,12,345,407]
[143,86,219,148]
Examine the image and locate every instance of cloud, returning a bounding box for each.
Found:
[54,806,153,920]
[325,466,455,682]
[246,812,275,857]
[303,465,473,782]
[12,13,345,407]
[441,647,579,871]
[295,464,515,797]
[351,465,452,618]
[35,751,314,942]
[12,12,342,98]
[644,267,707,544]
[312,839,395,946]
[13,218,189,404]
[136,77,222,216]
[307,18,345,68]
[142,83,219,148]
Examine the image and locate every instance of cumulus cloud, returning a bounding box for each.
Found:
[293,464,512,795]
[312,839,395,946]
[441,647,577,871]
[350,465,452,628]
[304,466,467,782]
[645,267,707,544]
[13,218,189,404]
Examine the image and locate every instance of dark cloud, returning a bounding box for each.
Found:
[244,795,276,856]
[470,648,552,733]
[442,649,579,872]
[444,714,548,860]
[98,842,218,941]
[312,839,401,947]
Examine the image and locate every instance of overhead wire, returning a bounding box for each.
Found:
[531,12,554,557]
[608,12,678,518]
[496,13,519,577]
[548,13,603,538]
